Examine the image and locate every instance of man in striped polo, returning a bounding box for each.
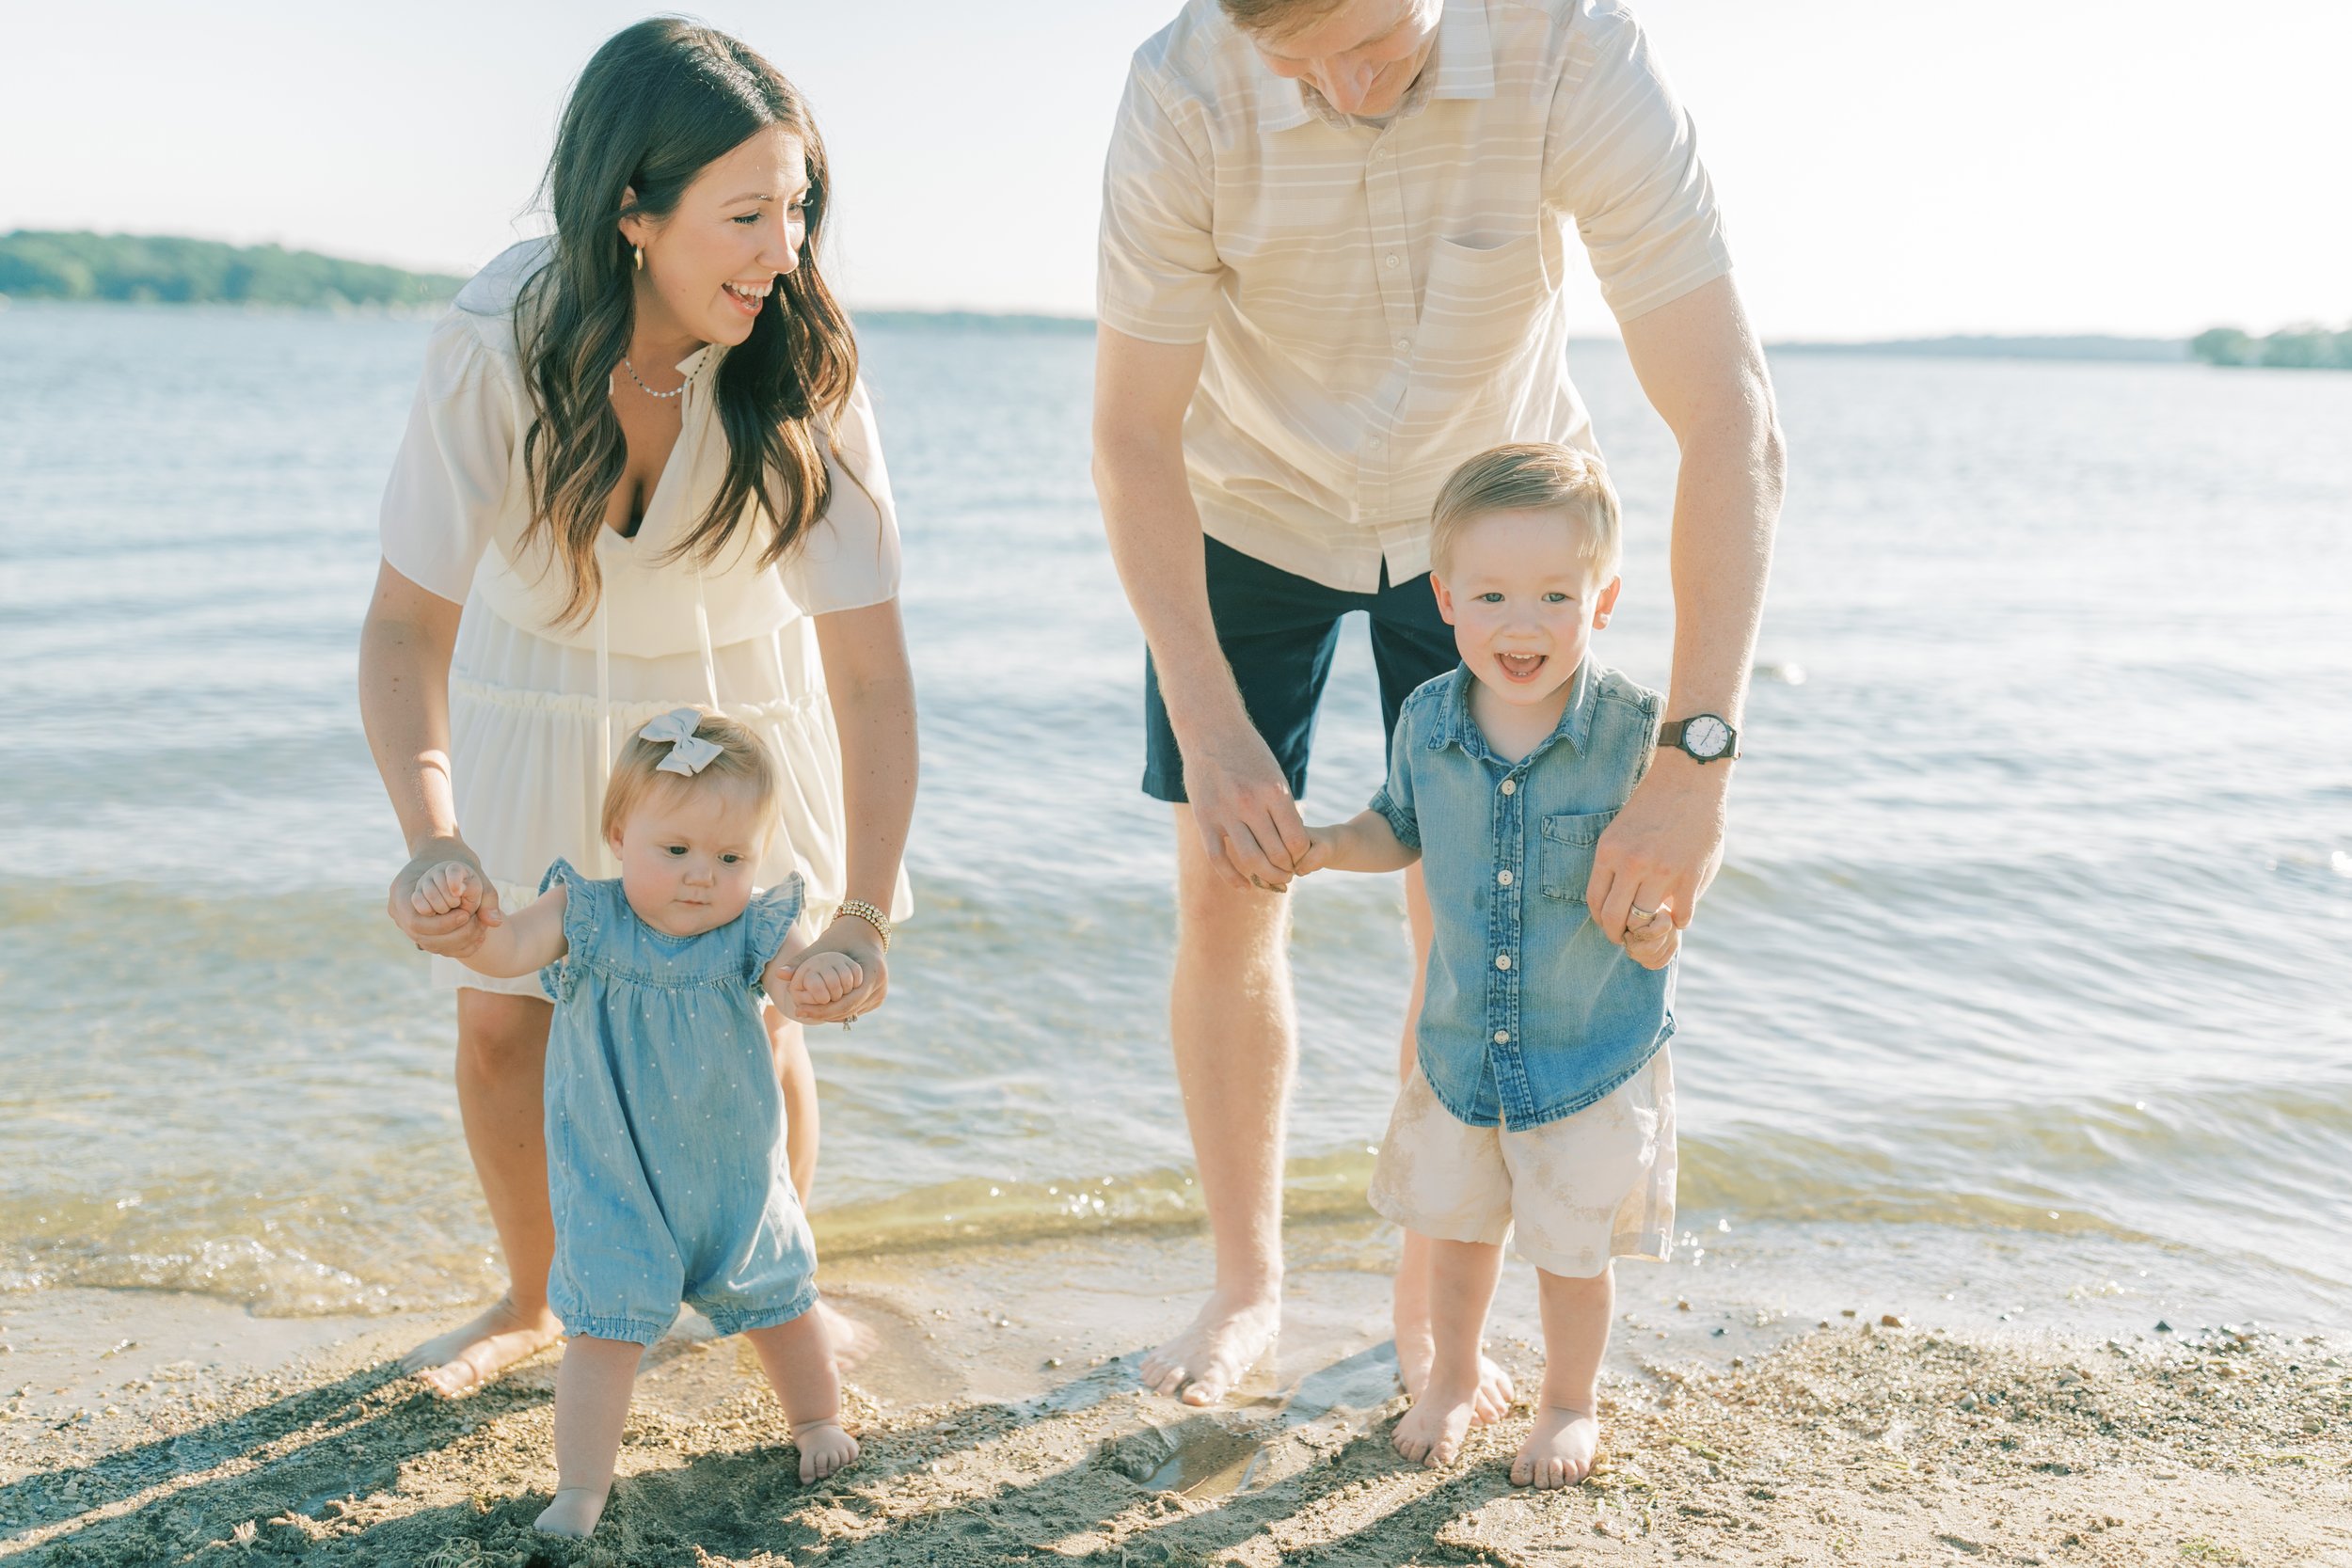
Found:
[1092,0,1785,1408]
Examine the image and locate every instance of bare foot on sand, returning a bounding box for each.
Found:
[534,1483,609,1537]
[400,1294,563,1399]
[818,1301,879,1373]
[1510,1404,1599,1489]
[1395,1326,1515,1426]
[1392,1375,1479,1468]
[792,1418,860,1482]
[1140,1292,1279,1407]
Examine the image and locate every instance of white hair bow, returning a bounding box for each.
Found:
[640,708,723,776]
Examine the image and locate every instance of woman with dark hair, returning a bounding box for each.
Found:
[358,18,914,1401]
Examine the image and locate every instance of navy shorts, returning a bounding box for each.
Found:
[1142,535,1459,803]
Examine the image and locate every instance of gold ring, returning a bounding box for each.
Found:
[1629,904,1657,923]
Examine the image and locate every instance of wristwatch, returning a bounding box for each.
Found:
[1659,713,1740,763]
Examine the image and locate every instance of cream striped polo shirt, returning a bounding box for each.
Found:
[1098,0,1734,593]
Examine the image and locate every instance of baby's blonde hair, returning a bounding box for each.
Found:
[1428,443,1622,579]
[599,709,783,845]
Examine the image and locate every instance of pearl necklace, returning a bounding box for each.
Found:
[620,356,687,401]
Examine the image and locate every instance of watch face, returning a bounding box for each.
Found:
[1684,715,1732,758]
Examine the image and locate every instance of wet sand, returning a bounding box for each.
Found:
[5,1224,2348,1566]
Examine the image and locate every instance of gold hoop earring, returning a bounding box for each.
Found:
[633,244,644,272]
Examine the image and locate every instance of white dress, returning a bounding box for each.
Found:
[379,239,913,996]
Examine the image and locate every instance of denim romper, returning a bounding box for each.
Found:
[536,858,819,1345]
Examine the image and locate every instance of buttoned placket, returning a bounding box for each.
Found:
[1357,119,1417,545]
[1482,752,1542,1127]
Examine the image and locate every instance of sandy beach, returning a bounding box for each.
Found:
[7,1218,2347,1567]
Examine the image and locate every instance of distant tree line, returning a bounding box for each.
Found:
[0,230,462,307]
[2190,323,2352,371]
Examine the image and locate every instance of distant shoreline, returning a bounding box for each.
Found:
[0,230,464,309]
[1762,332,2188,363]
[1,294,2212,365]
[9,232,2337,368]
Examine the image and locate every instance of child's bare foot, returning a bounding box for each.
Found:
[1140,1291,1279,1407]
[794,1418,859,1482]
[534,1484,610,1537]
[1510,1404,1599,1489]
[744,1311,853,1481]
[1395,1327,1516,1426]
[1391,1377,1480,1468]
[400,1294,564,1399]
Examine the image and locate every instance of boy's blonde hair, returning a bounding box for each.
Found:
[599,709,783,845]
[1427,443,1622,579]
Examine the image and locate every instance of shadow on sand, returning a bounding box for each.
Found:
[4,1333,1553,1566]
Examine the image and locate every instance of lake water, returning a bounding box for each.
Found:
[3,303,2347,1338]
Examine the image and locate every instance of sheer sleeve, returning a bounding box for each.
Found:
[780,378,903,617]
[377,313,519,603]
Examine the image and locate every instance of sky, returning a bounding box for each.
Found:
[2,1,2345,340]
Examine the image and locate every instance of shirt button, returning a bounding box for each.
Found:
[1495,953,1511,971]
[1384,253,1400,268]
[1500,779,1517,796]
[1494,1029,1510,1044]
[1394,338,1411,353]
[1497,869,1513,886]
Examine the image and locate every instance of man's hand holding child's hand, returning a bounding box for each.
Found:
[1288,827,1340,879]
[1624,904,1678,970]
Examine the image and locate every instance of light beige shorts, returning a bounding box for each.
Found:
[1368,1048,1677,1279]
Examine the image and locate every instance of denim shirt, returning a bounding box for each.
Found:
[1371,660,1674,1132]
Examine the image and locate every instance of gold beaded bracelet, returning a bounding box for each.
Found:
[833,898,894,952]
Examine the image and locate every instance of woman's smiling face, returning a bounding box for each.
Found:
[622,125,810,354]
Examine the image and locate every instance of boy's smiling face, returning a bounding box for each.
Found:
[1431,506,1623,716]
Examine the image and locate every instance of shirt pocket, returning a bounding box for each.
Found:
[1536,809,1618,905]
[1417,231,1550,387]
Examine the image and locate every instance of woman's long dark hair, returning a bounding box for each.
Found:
[517,18,856,626]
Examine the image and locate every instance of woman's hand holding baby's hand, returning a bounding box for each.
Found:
[766,922,886,1025]
[1624,904,1680,970]
[777,951,865,1013]
[778,920,888,1026]
[388,839,503,958]
[411,862,485,918]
